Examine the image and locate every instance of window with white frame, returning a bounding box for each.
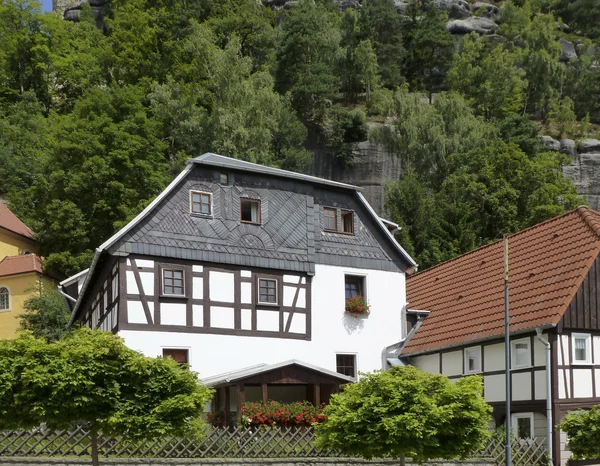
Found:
[511,338,531,369]
[511,413,534,439]
[0,287,9,310]
[572,333,591,364]
[464,346,481,374]
[258,278,277,304]
[162,269,185,296]
[190,191,212,215]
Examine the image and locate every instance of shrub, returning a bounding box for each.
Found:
[240,401,327,427]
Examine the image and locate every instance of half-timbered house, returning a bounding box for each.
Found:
[395,207,600,466]
[62,153,416,422]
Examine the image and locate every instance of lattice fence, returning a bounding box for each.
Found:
[0,426,548,465]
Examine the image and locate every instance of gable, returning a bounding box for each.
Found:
[562,254,600,330]
[108,164,409,273]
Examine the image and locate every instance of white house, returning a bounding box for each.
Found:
[61,153,416,422]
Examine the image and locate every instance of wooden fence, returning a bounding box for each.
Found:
[0,426,548,465]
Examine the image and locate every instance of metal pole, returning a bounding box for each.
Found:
[536,328,553,464]
[504,235,512,466]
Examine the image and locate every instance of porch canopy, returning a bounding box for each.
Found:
[201,360,354,424]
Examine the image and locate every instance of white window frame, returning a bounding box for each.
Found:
[0,285,11,312]
[511,338,532,369]
[511,412,534,439]
[257,278,278,305]
[572,333,592,364]
[464,346,481,374]
[189,190,213,216]
[162,268,186,297]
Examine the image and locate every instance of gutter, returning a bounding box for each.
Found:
[535,327,553,464]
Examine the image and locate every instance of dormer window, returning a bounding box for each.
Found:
[324,207,337,232]
[241,199,261,224]
[190,191,212,216]
[323,207,355,235]
[341,210,354,234]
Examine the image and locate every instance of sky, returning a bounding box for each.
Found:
[41,0,52,12]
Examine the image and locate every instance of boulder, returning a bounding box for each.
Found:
[472,2,500,20]
[393,0,410,14]
[446,17,498,35]
[560,139,576,158]
[433,0,470,19]
[541,135,560,152]
[580,139,600,153]
[559,38,578,63]
[576,43,600,57]
[63,0,108,28]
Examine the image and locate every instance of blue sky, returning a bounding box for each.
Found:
[41,0,52,12]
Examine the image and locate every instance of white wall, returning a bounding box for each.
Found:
[119,263,405,378]
[412,353,440,374]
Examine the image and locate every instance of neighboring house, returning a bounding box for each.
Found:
[62,153,416,422]
[395,207,600,466]
[0,202,55,339]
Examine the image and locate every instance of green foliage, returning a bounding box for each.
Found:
[322,105,368,162]
[549,96,576,137]
[0,328,212,439]
[552,0,600,39]
[18,289,70,343]
[560,406,600,459]
[314,366,492,462]
[240,401,327,427]
[448,35,527,119]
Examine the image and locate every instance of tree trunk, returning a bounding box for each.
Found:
[90,428,100,466]
[399,455,406,466]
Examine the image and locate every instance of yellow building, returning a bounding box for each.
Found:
[0,202,56,339]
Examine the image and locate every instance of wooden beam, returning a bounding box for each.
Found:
[237,383,245,424]
[262,383,268,402]
[224,386,231,426]
[314,384,321,406]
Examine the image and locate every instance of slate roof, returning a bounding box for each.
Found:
[0,254,43,277]
[0,202,35,241]
[401,207,600,356]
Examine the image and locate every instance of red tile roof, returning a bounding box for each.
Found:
[0,254,43,277]
[402,207,600,356]
[0,202,35,240]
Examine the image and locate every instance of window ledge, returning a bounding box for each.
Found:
[257,302,280,308]
[190,213,213,219]
[160,294,187,299]
[0,309,11,313]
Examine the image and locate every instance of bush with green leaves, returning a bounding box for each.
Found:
[0,328,213,466]
[560,406,600,459]
[314,365,492,463]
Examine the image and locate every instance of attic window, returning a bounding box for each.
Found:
[341,210,354,234]
[323,207,337,232]
[220,173,228,185]
[190,191,212,216]
[241,199,261,224]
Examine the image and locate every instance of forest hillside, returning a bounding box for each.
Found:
[0,0,599,274]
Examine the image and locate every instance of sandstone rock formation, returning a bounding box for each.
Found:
[446,17,498,34]
[472,2,500,20]
[559,38,578,62]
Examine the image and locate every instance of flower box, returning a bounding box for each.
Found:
[345,296,370,316]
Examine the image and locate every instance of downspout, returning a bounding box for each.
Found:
[536,327,553,465]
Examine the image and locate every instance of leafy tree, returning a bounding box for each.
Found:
[18,290,70,342]
[552,0,600,39]
[564,48,600,123]
[548,96,576,138]
[352,39,380,101]
[448,34,527,120]
[314,366,492,463]
[322,105,368,163]
[275,0,341,121]
[497,0,532,41]
[402,1,454,95]
[561,407,600,459]
[0,328,213,466]
[358,0,405,89]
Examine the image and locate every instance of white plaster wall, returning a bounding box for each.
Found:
[594,336,600,364]
[559,369,571,399]
[441,351,462,376]
[484,343,504,371]
[413,353,440,374]
[512,372,531,401]
[573,368,593,398]
[484,374,505,402]
[119,264,405,378]
[533,334,548,367]
[533,412,548,442]
[534,370,547,400]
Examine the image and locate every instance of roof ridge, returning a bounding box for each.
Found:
[408,208,589,280]
[577,206,600,239]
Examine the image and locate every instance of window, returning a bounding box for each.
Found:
[336,354,356,378]
[190,191,212,215]
[511,413,534,439]
[572,333,591,364]
[345,275,364,300]
[162,269,185,296]
[258,278,277,304]
[511,338,531,369]
[220,173,228,184]
[0,287,8,310]
[341,210,354,234]
[241,198,261,224]
[323,207,337,232]
[464,346,481,374]
[163,348,189,365]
